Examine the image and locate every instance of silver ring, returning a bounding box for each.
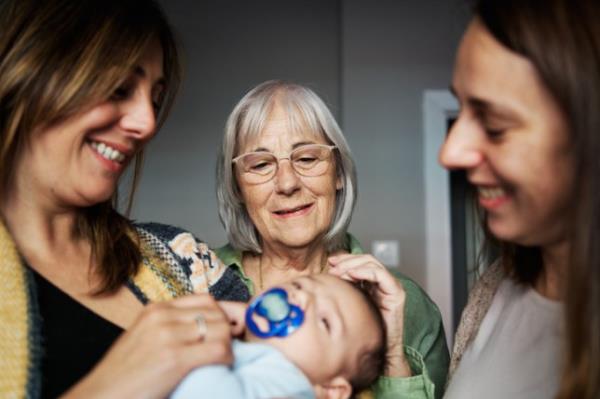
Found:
[195,314,207,341]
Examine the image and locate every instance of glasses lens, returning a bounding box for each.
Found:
[291,145,332,176]
[237,152,277,182]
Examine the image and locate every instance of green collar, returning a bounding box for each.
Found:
[214,233,363,295]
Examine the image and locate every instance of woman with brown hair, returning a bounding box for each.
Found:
[440,0,599,397]
[0,1,247,397]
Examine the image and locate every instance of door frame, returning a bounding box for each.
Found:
[422,90,458,347]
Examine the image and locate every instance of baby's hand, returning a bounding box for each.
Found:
[218,301,247,337]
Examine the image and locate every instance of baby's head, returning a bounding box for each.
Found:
[245,274,387,399]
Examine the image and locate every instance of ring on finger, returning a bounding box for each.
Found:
[194,313,208,341]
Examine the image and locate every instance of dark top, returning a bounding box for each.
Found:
[32,269,124,398]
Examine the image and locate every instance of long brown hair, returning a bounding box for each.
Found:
[474,0,600,397]
[0,0,181,293]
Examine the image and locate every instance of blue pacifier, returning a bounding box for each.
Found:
[245,287,304,338]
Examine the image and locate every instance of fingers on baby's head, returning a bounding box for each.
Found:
[345,279,388,392]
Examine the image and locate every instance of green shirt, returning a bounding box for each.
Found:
[215,235,449,399]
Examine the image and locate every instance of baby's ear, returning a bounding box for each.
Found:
[313,376,352,399]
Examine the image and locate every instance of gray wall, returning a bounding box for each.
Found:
[133,0,341,245]
[133,0,469,288]
[341,0,468,284]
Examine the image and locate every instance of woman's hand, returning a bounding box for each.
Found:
[62,294,234,399]
[328,253,412,377]
[218,301,248,337]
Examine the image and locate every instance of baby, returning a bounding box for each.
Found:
[171,274,387,399]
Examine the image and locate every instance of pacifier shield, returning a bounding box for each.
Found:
[246,287,304,339]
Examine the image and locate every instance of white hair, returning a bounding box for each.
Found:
[216,80,357,253]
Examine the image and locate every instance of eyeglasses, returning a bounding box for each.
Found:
[232,144,337,184]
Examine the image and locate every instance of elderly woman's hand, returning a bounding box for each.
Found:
[61,294,234,399]
[328,253,412,378]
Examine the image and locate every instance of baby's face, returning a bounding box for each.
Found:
[246,274,380,384]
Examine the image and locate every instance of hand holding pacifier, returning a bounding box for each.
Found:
[245,287,304,338]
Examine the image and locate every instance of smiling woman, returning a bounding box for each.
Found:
[233,101,342,257]
[217,81,356,258]
[442,22,573,248]
[215,81,450,398]
[19,42,164,208]
[440,0,600,398]
[0,1,247,398]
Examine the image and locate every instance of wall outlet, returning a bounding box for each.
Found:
[371,240,400,268]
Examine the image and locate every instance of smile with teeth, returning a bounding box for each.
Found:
[274,204,312,215]
[478,187,507,200]
[90,141,126,163]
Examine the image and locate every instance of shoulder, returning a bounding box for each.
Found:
[395,271,444,328]
[211,243,252,301]
[135,222,200,242]
[134,222,217,277]
[459,260,506,323]
[455,260,506,334]
[394,271,451,396]
[213,242,242,267]
[345,233,443,324]
[449,260,506,378]
[345,233,364,254]
[133,222,249,302]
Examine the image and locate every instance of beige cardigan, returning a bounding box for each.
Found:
[448,261,507,380]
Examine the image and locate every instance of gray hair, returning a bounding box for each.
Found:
[216,80,357,254]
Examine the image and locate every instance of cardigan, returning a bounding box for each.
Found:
[215,234,450,399]
[444,277,563,398]
[448,260,506,380]
[0,221,249,399]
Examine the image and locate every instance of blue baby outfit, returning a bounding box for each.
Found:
[171,340,314,399]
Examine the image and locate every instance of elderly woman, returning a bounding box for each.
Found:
[216,81,449,398]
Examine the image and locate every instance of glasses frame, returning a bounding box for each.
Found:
[232,143,337,183]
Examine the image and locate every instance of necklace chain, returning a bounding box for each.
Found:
[258,256,264,292]
[257,255,328,291]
